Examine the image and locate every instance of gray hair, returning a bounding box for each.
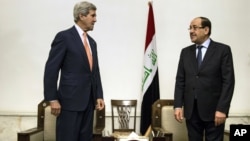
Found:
[73,1,97,23]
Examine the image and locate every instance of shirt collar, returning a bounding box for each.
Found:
[74,24,84,37]
[197,38,211,48]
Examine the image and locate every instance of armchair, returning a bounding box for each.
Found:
[151,99,229,141]
[151,99,187,141]
[17,100,105,141]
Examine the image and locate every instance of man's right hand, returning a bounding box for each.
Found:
[50,100,61,116]
[174,108,184,123]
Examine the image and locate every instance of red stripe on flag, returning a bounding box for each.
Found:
[145,3,155,50]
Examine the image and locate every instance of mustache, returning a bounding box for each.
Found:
[190,33,196,36]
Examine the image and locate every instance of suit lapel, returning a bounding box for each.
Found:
[70,26,92,71]
[199,40,216,70]
[189,45,198,72]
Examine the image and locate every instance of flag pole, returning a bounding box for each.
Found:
[144,125,152,136]
[140,0,160,135]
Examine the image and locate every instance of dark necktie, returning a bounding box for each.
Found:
[197,46,203,68]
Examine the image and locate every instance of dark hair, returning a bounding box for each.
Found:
[200,17,212,36]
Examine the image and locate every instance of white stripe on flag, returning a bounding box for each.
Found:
[142,35,157,95]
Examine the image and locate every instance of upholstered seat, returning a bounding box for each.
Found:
[17,100,105,141]
[151,99,229,141]
[161,104,188,141]
[151,99,187,141]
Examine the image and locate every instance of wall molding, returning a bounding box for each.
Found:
[0,111,36,116]
[1,111,250,117]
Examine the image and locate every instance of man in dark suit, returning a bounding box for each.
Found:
[174,17,235,141]
[43,1,104,141]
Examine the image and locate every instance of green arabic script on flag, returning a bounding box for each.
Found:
[141,36,158,95]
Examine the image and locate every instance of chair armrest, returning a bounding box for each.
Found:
[18,127,43,141]
[93,127,105,141]
[93,107,105,136]
[224,129,229,135]
[224,130,230,141]
[152,127,171,136]
[93,127,104,135]
[152,127,173,141]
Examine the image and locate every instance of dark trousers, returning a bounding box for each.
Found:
[186,100,225,141]
[56,103,94,141]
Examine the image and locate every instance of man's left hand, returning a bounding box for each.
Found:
[96,99,105,110]
[214,111,226,126]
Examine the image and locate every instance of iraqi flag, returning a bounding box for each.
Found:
[140,2,160,135]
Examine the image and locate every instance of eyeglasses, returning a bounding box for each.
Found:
[188,26,204,31]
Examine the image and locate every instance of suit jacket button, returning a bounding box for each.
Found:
[196,75,199,78]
